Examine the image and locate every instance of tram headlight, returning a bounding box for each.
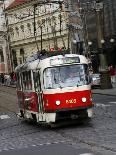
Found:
[56,100,61,106]
[82,97,87,103]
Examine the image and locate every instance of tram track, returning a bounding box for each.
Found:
[0,117,115,154]
[54,130,116,154]
[0,114,115,154]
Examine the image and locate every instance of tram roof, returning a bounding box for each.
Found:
[15,51,88,72]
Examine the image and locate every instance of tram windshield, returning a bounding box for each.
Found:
[44,64,90,89]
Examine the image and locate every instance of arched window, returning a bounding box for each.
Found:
[20,48,25,63]
[15,27,19,36]
[0,49,4,62]
[41,19,45,26]
[20,25,24,32]
[37,20,41,26]
[9,27,14,36]
[27,23,31,33]
[12,49,17,69]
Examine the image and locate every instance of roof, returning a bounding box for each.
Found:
[15,54,88,72]
[6,0,31,10]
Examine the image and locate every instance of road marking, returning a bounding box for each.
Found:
[109,101,116,104]
[79,153,94,155]
[0,115,10,119]
[95,103,111,107]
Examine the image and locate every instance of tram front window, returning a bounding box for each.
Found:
[44,64,90,89]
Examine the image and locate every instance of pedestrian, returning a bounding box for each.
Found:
[0,74,1,84]
[108,64,115,83]
[6,74,11,86]
[13,73,16,85]
[1,73,4,84]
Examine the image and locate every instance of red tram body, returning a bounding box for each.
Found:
[15,53,93,125]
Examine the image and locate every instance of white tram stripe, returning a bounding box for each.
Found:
[44,86,90,94]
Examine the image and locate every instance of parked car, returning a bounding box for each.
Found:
[91,73,100,87]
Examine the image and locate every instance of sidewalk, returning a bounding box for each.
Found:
[92,83,116,96]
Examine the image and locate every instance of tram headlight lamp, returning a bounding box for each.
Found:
[56,100,61,106]
[82,97,87,103]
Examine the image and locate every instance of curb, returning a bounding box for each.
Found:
[0,84,16,88]
[92,92,116,96]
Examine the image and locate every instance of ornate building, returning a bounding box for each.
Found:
[79,0,116,70]
[0,1,7,73]
[5,0,84,70]
[0,0,15,74]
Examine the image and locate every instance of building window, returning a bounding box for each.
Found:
[27,23,31,33]
[15,27,19,36]
[20,25,24,32]
[20,48,25,63]
[12,49,17,69]
[41,19,45,26]
[9,27,14,37]
[37,20,41,26]
[0,49,4,62]
[19,57,22,64]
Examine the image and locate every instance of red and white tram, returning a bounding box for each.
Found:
[15,52,93,125]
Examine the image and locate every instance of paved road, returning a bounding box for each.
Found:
[0,144,102,155]
[0,86,18,113]
[0,85,116,155]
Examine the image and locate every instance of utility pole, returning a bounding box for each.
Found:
[59,2,66,49]
[40,26,42,51]
[33,4,39,52]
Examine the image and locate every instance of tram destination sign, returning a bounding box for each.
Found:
[50,57,80,66]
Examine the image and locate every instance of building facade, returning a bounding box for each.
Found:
[5,0,84,71]
[0,1,8,74]
[79,0,116,71]
[0,0,15,74]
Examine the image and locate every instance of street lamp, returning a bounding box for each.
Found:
[88,41,92,68]
[98,38,112,89]
[73,39,77,54]
[110,38,115,43]
[88,41,92,46]
[101,39,105,44]
[95,1,112,89]
[99,39,108,71]
[73,39,77,44]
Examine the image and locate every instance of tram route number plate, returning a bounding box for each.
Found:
[66,99,77,104]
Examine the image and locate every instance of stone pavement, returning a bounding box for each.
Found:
[92,83,116,96]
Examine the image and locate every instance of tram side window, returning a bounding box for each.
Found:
[16,73,21,90]
[22,71,32,90]
[33,71,41,92]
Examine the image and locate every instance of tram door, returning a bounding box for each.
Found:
[33,71,44,120]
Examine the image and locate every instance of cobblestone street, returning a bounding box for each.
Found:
[0,85,116,155]
[0,0,116,154]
